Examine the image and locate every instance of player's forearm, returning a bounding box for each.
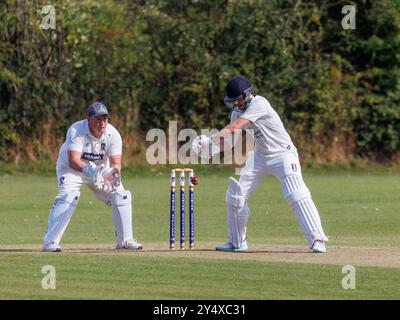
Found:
[109,155,122,172]
[67,150,88,172]
[211,125,240,145]
[69,158,87,172]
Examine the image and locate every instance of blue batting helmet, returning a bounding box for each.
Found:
[224,76,253,102]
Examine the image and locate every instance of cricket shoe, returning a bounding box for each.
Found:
[116,239,143,250]
[215,240,248,252]
[311,240,326,253]
[42,241,62,252]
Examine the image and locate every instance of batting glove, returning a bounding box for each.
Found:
[192,135,220,159]
[192,135,211,154]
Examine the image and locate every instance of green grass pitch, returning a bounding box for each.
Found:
[0,170,399,299]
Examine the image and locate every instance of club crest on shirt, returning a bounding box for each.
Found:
[101,143,106,150]
[59,176,65,186]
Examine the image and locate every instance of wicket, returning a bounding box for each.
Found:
[170,168,195,250]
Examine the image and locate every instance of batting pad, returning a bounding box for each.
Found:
[281,175,328,248]
[225,177,250,248]
[112,190,133,247]
[43,190,80,245]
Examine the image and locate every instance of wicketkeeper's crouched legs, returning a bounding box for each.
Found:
[43,190,80,249]
[281,174,328,248]
[111,190,134,247]
[90,185,142,250]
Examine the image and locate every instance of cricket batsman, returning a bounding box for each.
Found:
[42,102,143,252]
[192,76,328,253]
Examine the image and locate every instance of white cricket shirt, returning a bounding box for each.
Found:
[230,95,295,155]
[56,119,123,173]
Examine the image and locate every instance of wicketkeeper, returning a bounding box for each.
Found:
[192,76,328,253]
[42,102,143,252]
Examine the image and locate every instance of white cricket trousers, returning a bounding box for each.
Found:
[55,169,124,204]
[238,149,328,248]
[42,169,126,246]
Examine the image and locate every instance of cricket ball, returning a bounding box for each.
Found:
[191,176,199,185]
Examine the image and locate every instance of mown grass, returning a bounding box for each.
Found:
[0,172,399,299]
[1,254,399,299]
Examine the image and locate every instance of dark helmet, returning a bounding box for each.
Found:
[224,76,253,103]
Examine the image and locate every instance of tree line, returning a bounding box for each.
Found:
[0,0,399,165]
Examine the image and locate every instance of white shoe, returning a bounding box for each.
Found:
[42,241,62,252]
[312,240,326,253]
[116,239,143,250]
[216,240,248,252]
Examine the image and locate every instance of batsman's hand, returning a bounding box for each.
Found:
[192,135,220,159]
[192,135,211,154]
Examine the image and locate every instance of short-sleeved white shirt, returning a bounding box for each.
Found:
[56,119,122,173]
[230,95,295,155]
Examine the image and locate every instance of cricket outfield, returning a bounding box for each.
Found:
[0,170,399,299]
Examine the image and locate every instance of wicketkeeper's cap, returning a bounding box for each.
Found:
[87,102,109,117]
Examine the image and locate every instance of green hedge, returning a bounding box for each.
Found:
[0,0,399,164]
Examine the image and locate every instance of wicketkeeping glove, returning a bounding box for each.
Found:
[82,162,104,185]
[99,167,121,192]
